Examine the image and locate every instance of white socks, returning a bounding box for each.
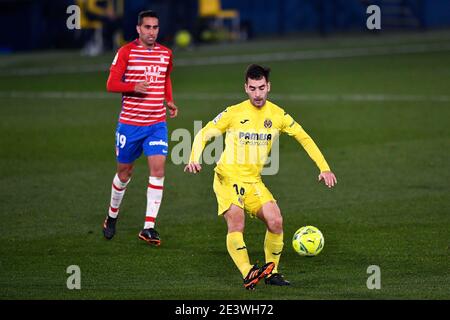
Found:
[108,174,164,229]
[145,176,164,229]
[108,174,130,218]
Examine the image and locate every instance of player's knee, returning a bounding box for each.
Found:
[224,209,245,232]
[228,217,245,231]
[117,168,133,182]
[268,215,283,233]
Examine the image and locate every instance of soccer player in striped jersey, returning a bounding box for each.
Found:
[103,10,178,246]
[184,64,337,289]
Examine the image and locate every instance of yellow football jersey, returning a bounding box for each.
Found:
[190,99,330,182]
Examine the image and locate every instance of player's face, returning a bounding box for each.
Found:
[136,17,159,48]
[245,78,271,108]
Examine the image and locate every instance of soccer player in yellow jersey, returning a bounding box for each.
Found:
[184,64,337,290]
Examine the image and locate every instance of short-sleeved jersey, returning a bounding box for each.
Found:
[110,39,173,126]
[190,99,330,182]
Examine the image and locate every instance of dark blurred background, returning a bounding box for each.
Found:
[1,0,450,53]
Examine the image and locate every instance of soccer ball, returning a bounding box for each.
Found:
[175,30,192,48]
[292,226,324,256]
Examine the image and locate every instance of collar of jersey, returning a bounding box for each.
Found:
[246,99,269,111]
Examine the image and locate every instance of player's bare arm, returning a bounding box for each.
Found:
[318,171,337,188]
[184,162,202,173]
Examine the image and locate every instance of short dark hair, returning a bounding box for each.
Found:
[137,10,159,25]
[245,64,270,83]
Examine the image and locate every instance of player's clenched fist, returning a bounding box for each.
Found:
[166,101,178,118]
[184,162,202,173]
[134,81,150,94]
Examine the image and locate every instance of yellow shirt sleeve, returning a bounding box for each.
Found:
[281,112,331,172]
[189,108,232,163]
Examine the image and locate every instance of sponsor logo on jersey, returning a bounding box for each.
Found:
[239,132,272,141]
[149,140,168,147]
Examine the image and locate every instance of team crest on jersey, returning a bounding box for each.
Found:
[264,119,272,128]
[144,65,161,83]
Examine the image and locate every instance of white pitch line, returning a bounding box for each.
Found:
[1,42,450,76]
[175,42,450,66]
[0,91,449,103]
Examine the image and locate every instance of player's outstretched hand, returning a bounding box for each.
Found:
[167,101,178,118]
[184,162,202,174]
[134,81,149,94]
[318,171,337,188]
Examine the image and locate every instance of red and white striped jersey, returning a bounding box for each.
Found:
[107,39,174,126]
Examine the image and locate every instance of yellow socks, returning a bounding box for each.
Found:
[226,231,284,277]
[264,231,284,273]
[226,232,252,277]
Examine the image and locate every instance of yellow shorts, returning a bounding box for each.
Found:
[213,172,276,217]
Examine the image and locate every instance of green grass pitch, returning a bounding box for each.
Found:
[0,33,449,299]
